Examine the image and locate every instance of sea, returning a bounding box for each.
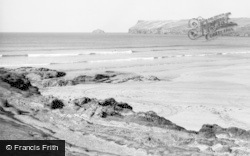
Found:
[1,33,250,68]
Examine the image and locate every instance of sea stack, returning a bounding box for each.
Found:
[92,29,105,34]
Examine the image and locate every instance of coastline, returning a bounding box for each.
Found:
[1,34,250,155]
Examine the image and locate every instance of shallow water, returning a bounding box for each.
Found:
[1,33,250,67]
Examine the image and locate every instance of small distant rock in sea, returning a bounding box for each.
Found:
[92,29,105,34]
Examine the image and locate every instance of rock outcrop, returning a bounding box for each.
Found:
[92,29,105,34]
[73,97,133,118]
[199,124,250,140]
[129,18,250,36]
[1,67,250,155]
[11,67,66,80]
[1,67,161,88]
[0,68,40,95]
[41,71,160,87]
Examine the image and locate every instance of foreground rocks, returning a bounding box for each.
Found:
[11,67,66,80]
[0,68,40,95]
[40,71,160,87]
[199,124,250,140]
[1,67,250,155]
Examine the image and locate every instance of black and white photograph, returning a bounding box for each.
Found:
[0,0,250,155]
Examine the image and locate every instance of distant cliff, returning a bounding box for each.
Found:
[129,18,250,36]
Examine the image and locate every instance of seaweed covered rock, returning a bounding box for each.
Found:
[98,98,133,111]
[50,99,64,109]
[0,68,40,95]
[11,67,66,80]
[0,67,67,88]
[94,74,110,80]
[43,96,65,110]
[73,97,133,118]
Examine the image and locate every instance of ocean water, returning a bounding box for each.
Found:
[1,33,250,67]
[0,33,190,53]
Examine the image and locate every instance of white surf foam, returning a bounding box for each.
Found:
[90,50,133,55]
[2,50,250,67]
[6,50,133,57]
[0,63,50,67]
[28,53,80,57]
[183,54,193,57]
[88,57,154,63]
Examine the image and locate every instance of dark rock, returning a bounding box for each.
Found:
[0,68,40,95]
[99,98,117,106]
[12,67,66,80]
[73,97,133,118]
[94,74,110,81]
[97,98,133,117]
[115,102,133,111]
[73,97,92,107]
[50,99,64,109]
[1,72,31,90]
[198,124,222,138]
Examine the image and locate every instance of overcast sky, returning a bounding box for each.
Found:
[0,0,250,32]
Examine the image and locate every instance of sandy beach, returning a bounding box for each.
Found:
[42,44,250,131]
[1,35,250,155]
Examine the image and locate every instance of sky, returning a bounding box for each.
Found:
[0,0,250,32]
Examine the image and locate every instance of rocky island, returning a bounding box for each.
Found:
[92,29,105,34]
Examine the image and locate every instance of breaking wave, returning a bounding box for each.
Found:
[0,50,133,58]
[1,50,250,67]
[0,63,51,67]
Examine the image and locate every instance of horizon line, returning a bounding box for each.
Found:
[0,32,129,33]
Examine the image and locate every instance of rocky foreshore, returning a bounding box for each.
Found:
[1,67,250,155]
[5,67,160,88]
